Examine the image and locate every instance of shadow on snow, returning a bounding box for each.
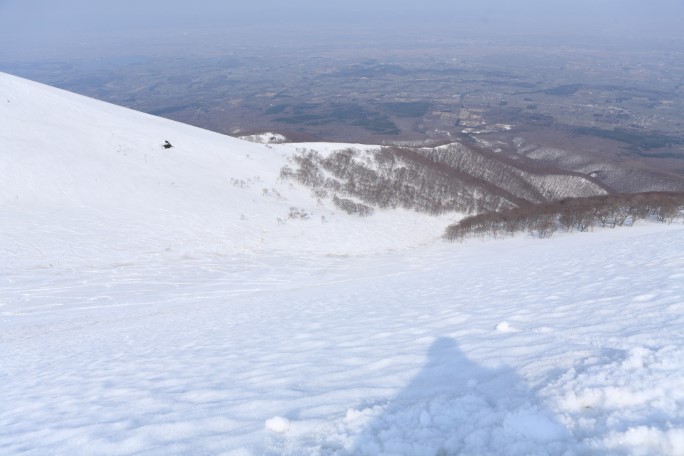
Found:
[350,337,578,455]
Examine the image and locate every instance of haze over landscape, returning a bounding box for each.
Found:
[3,0,684,45]
[2,1,684,455]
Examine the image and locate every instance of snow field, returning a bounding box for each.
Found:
[3,224,684,455]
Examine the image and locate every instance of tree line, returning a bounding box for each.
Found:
[444,192,684,241]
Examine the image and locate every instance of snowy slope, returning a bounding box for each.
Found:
[0,72,455,270]
[3,224,684,455]
[2,73,684,455]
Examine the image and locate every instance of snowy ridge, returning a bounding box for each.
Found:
[431,143,608,203]
[518,142,684,194]
[2,73,684,455]
[238,132,288,144]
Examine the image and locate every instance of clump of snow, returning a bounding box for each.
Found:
[265,416,291,433]
[496,321,512,332]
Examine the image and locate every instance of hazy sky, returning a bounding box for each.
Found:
[1,0,683,59]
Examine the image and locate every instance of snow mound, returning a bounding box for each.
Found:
[265,416,291,433]
[496,321,512,332]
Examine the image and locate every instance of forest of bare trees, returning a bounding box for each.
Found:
[280,144,607,216]
[279,145,684,241]
[444,192,684,241]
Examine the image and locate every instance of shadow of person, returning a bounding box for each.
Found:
[350,337,577,455]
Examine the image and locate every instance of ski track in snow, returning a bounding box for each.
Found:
[3,225,684,455]
[2,72,684,455]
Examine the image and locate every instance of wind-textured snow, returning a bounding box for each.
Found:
[2,72,684,455]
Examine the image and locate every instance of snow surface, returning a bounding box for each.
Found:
[2,72,684,455]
